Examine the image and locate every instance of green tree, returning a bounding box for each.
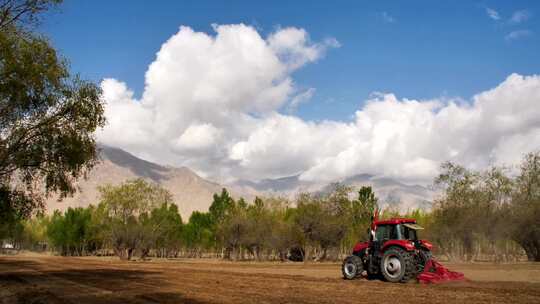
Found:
[347,186,378,245]
[209,188,235,224]
[46,207,94,256]
[85,204,108,254]
[218,208,248,260]
[241,196,273,260]
[431,162,517,261]
[63,207,92,255]
[208,188,239,255]
[0,0,105,223]
[262,197,299,261]
[140,202,183,259]
[99,179,173,260]
[294,191,348,262]
[511,152,540,261]
[182,211,214,257]
[46,210,67,254]
[432,162,481,260]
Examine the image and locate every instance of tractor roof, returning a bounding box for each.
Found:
[374,218,417,225]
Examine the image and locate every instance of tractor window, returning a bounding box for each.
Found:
[398,225,418,241]
[375,225,398,240]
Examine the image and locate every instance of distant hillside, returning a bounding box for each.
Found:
[233,173,435,212]
[47,145,436,218]
[46,145,226,219]
[341,174,435,210]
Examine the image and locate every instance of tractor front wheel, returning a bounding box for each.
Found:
[380,247,415,283]
[342,255,363,280]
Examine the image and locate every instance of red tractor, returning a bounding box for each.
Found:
[342,217,433,283]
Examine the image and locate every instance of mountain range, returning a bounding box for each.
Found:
[232,173,435,211]
[46,146,224,219]
[46,146,436,219]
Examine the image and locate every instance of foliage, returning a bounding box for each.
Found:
[47,208,92,255]
[182,211,214,256]
[294,188,349,261]
[0,0,105,221]
[98,179,174,260]
[430,157,537,262]
[510,152,540,261]
[140,202,183,258]
[209,188,235,225]
[345,186,378,248]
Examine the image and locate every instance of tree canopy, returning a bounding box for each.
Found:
[98,179,175,260]
[0,0,105,228]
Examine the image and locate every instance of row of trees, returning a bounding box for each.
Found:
[207,185,378,261]
[427,152,540,262]
[2,180,379,261]
[45,180,184,260]
[3,152,539,262]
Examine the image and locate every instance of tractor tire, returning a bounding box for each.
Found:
[342,255,363,280]
[380,247,416,283]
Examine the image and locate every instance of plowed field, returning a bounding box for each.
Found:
[1,254,539,304]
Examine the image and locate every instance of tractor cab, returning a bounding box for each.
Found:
[370,219,431,252]
[373,219,422,241]
[353,218,432,255]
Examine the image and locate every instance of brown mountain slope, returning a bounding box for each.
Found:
[232,173,435,212]
[46,146,225,219]
[47,146,435,219]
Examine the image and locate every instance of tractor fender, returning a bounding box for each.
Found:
[419,240,433,251]
[381,240,415,252]
[352,241,369,255]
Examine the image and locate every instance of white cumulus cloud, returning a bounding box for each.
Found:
[98,24,540,185]
[174,123,222,153]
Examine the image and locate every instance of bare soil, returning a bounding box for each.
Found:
[1,254,539,304]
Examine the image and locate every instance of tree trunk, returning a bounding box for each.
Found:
[320,247,328,261]
[279,250,287,262]
[522,242,535,261]
[254,246,260,261]
[140,248,150,260]
[115,248,126,260]
[303,245,310,263]
[127,248,134,260]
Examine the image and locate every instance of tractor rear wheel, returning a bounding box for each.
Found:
[342,255,363,280]
[380,247,415,283]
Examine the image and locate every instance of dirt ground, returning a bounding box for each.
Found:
[1,254,539,304]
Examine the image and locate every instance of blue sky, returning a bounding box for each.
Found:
[42,1,539,122]
[37,1,540,184]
